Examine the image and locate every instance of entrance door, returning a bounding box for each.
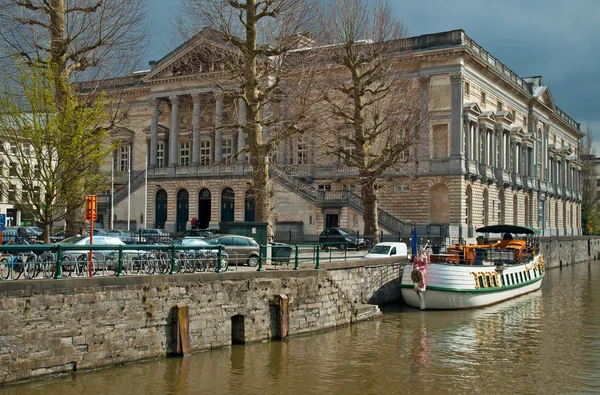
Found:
[176,189,189,232]
[155,190,167,229]
[325,213,339,229]
[244,190,255,222]
[198,188,211,229]
[221,188,235,222]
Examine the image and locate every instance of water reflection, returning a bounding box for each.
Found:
[2,262,600,394]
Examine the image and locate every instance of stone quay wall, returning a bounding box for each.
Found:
[539,237,600,268]
[0,259,406,385]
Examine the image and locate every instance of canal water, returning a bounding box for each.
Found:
[3,261,600,394]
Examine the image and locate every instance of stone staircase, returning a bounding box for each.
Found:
[112,170,147,206]
[270,165,407,233]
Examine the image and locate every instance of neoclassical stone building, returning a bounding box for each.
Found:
[86,29,583,239]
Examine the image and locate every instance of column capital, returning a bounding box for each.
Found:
[192,92,202,103]
[214,89,224,100]
[544,123,551,132]
[449,72,464,84]
[149,97,161,107]
[169,95,180,105]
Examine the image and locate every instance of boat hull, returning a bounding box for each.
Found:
[400,255,545,310]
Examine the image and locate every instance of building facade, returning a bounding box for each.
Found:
[87,29,583,239]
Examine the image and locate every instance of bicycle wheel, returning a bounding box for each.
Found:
[141,255,154,275]
[103,256,116,276]
[61,255,76,278]
[220,253,229,272]
[194,253,207,272]
[10,258,22,280]
[23,255,38,279]
[156,252,170,274]
[0,257,11,280]
[41,254,56,279]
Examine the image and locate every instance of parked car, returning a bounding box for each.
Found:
[105,229,133,243]
[319,228,364,249]
[27,227,43,239]
[1,227,18,244]
[180,229,214,238]
[140,229,170,243]
[173,237,229,271]
[205,235,260,266]
[50,230,67,243]
[363,242,408,259]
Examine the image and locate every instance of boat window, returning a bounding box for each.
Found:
[511,273,515,284]
[479,276,486,288]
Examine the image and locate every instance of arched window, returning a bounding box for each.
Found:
[498,189,505,224]
[524,195,529,227]
[483,189,489,226]
[513,195,518,225]
[465,185,472,226]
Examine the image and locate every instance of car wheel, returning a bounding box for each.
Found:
[247,255,259,267]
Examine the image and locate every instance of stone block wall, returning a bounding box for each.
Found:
[0,260,404,385]
[540,237,600,268]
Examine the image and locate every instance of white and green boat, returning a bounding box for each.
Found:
[401,225,545,310]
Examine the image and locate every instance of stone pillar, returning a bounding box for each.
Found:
[464,119,471,161]
[474,123,480,163]
[150,98,159,167]
[169,95,180,167]
[419,76,431,165]
[214,91,223,163]
[192,93,201,166]
[237,97,246,162]
[497,127,505,169]
[449,73,464,171]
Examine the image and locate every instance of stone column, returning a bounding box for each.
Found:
[150,98,159,167]
[169,95,180,167]
[474,124,480,163]
[464,119,471,161]
[214,91,223,163]
[237,97,246,162]
[497,127,505,169]
[192,93,201,166]
[449,73,464,170]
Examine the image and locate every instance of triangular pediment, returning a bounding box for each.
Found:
[463,102,481,115]
[495,110,514,125]
[110,127,136,140]
[478,111,496,123]
[143,28,240,82]
[143,124,169,134]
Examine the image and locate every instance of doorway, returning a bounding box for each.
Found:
[325,213,339,229]
[155,189,167,229]
[221,188,235,222]
[176,189,189,232]
[198,188,211,229]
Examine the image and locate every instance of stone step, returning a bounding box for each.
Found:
[351,303,381,323]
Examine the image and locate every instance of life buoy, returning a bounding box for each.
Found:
[411,268,423,283]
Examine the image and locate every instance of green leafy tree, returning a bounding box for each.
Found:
[0,63,114,242]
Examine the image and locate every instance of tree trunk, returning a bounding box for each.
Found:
[361,177,379,243]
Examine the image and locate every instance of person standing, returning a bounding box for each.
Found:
[191,217,197,230]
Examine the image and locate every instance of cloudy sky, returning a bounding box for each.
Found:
[148,0,600,149]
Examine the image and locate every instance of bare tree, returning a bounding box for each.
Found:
[0,63,114,242]
[317,0,428,241]
[580,126,599,234]
[0,0,148,235]
[178,0,320,238]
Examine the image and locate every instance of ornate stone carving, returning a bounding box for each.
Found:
[449,72,464,84]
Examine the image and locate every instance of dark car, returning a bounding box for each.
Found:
[140,229,170,243]
[180,229,214,238]
[205,235,261,267]
[319,228,364,249]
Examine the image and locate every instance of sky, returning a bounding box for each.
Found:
[148,0,600,150]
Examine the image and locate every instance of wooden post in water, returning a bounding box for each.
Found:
[174,303,191,356]
[276,294,289,340]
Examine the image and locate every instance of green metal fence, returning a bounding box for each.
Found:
[0,242,358,280]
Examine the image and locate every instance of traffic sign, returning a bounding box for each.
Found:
[0,214,5,227]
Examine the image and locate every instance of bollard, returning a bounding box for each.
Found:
[315,245,320,269]
[173,303,191,356]
[257,245,264,272]
[170,244,177,274]
[54,244,63,279]
[294,245,299,270]
[116,246,124,277]
[217,245,222,273]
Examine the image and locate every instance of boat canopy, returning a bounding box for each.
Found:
[476,225,539,235]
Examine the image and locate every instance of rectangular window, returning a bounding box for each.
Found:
[9,162,17,177]
[8,184,15,201]
[395,184,410,192]
[481,91,486,106]
[296,137,309,165]
[22,164,30,178]
[0,140,4,153]
[200,140,211,165]
[464,82,470,96]
[10,143,17,155]
[180,141,190,166]
[119,145,129,172]
[497,101,503,111]
[34,164,40,178]
[157,143,164,167]
[343,184,357,192]
[523,115,527,127]
[432,124,449,159]
[222,138,233,163]
[317,184,331,191]
[22,185,30,204]
[23,143,31,156]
